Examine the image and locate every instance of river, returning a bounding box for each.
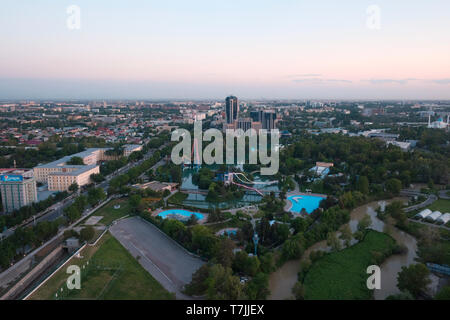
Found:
[349,198,418,299]
[268,197,423,300]
[268,239,330,300]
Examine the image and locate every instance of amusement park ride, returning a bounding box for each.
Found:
[223,172,277,196]
[181,138,278,195]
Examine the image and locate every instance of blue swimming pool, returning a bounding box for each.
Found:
[157,209,204,220]
[287,195,326,214]
[223,230,237,236]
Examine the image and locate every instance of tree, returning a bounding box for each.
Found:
[73,195,87,212]
[386,201,408,228]
[90,173,105,183]
[386,178,402,195]
[339,192,355,209]
[435,286,450,300]
[291,217,308,234]
[64,205,82,222]
[397,263,431,298]
[68,182,79,193]
[358,214,372,232]
[241,222,254,242]
[63,229,79,239]
[326,231,341,251]
[259,252,276,273]
[216,238,235,268]
[169,166,182,183]
[245,273,270,300]
[67,156,84,165]
[292,282,305,300]
[245,256,261,277]
[162,189,171,197]
[356,176,369,195]
[281,233,304,260]
[340,224,353,247]
[206,264,244,300]
[191,225,217,258]
[184,264,210,296]
[186,214,198,226]
[88,188,106,206]
[274,223,290,243]
[79,226,95,242]
[129,194,142,209]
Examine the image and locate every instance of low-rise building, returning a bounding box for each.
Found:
[123,144,142,157]
[386,141,411,151]
[33,148,111,191]
[132,181,178,193]
[47,164,100,191]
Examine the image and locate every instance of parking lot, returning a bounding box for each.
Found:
[109,216,205,299]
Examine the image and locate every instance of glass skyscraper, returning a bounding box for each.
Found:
[225,96,239,124]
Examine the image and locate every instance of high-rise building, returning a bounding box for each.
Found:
[261,110,277,131]
[250,110,261,123]
[0,169,37,213]
[248,109,277,131]
[225,96,239,124]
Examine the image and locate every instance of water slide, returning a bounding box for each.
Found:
[231,181,264,196]
[232,172,278,186]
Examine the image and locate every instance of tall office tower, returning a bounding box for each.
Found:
[225,96,239,124]
[261,110,277,131]
[250,110,262,123]
[0,169,37,213]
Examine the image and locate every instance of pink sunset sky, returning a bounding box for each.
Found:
[0,0,449,99]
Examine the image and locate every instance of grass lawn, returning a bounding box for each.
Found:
[427,199,450,213]
[303,230,396,300]
[167,192,188,205]
[29,233,174,300]
[94,198,131,226]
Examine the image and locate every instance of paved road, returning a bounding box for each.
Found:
[439,189,450,200]
[109,216,204,299]
[401,190,438,213]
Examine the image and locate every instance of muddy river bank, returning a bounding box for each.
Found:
[268,197,435,300]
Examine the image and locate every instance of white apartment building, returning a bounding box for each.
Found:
[47,165,100,191]
[33,148,109,191]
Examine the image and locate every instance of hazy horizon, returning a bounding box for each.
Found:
[1,0,450,100]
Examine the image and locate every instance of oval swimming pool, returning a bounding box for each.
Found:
[157,209,204,220]
[287,195,326,214]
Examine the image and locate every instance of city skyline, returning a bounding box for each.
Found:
[1,0,450,99]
